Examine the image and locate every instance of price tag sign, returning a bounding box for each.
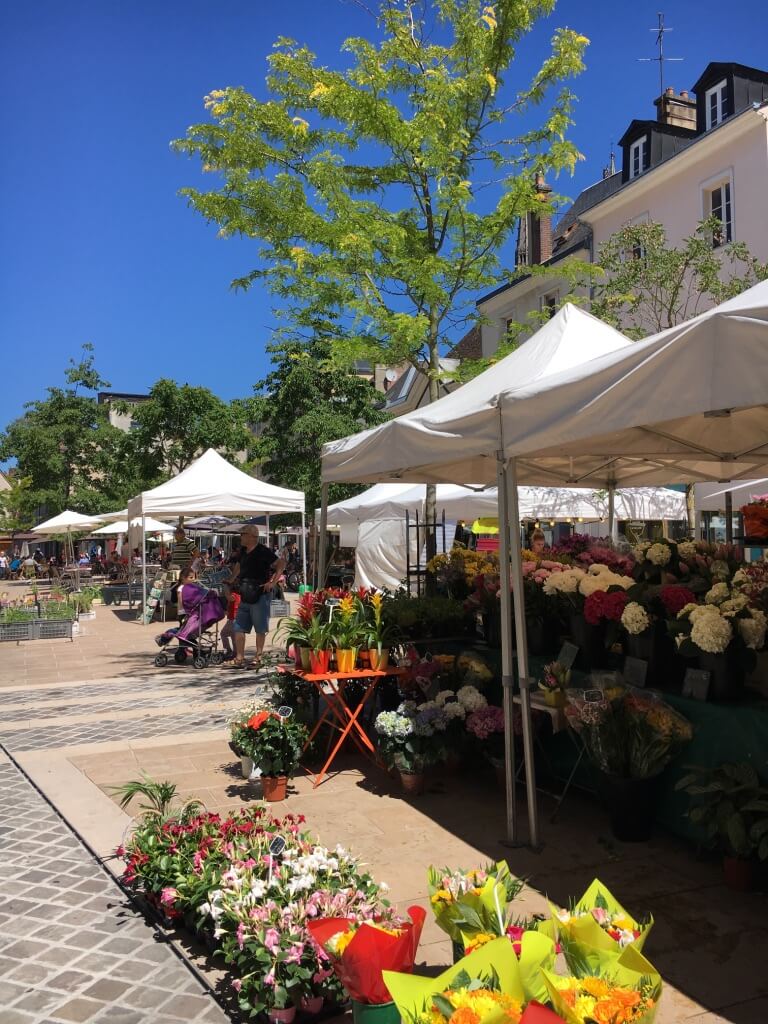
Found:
[682,668,710,701]
[584,689,604,703]
[623,656,648,688]
[269,835,287,857]
[277,706,293,719]
[557,641,579,670]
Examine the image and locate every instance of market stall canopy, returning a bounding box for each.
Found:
[322,282,768,488]
[695,479,768,512]
[322,303,633,485]
[92,517,174,536]
[32,510,104,534]
[127,449,304,519]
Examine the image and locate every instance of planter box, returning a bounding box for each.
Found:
[0,619,74,642]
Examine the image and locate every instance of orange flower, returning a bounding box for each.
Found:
[246,711,272,730]
[449,1008,481,1024]
[592,994,645,1024]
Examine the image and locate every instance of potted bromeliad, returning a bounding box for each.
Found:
[235,708,308,801]
[676,761,768,891]
[362,591,400,671]
[274,615,314,671]
[330,594,365,673]
[305,614,333,675]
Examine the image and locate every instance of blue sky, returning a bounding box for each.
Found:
[0,1,761,434]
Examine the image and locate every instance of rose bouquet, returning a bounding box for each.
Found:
[307,906,425,1005]
[549,879,652,974]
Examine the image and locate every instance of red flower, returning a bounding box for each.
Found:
[660,585,696,615]
[603,590,628,621]
[583,591,607,625]
[246,710,272,731]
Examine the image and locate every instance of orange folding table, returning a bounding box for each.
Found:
[277,665,408,787]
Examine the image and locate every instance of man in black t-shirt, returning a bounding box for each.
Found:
[228,525,285,668]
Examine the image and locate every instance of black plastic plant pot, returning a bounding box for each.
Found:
[596,772,660,842]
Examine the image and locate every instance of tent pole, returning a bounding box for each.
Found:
[508,456,540,849]
[725,490,733,545]
[496,452,517,845]
[266,513,270,548]
[141,515,147,625]
[607,483,616,542]
[300,511,307,586]
[317,483,329,590]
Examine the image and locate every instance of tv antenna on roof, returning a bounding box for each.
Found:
[638,12,683,96]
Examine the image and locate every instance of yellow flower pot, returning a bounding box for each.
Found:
[368,648,390,672]
[336,648,358,673]
[542,689,566,708]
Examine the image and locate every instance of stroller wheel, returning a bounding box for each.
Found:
[174,649,189,664]
[193,655,208,669]
[210,652,225,666]
[154,653,168,668]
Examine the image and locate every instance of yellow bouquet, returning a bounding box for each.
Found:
[383,934,556,1024]
[428,862,523,944]
[549,879,652,974]
[541,945,662,1024]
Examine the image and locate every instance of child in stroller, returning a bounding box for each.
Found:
[154,568,226,669]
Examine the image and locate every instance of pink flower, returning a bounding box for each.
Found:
[236,923,246,950]
[264,928,281,954]
[286,943,304,963]
[591,907,609,925]
[160,887,178,907]
[232,979,242,993]
[193,851,204,873]
[264,969,276,987]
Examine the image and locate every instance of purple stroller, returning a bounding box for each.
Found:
[154,583,226,669]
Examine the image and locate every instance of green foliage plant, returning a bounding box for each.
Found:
[676,761,768,861]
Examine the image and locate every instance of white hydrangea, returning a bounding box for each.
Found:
[646,543,672,566]
[677,602,699,619]
[720,594,750,618]
[543,569,586,595]
[739,609,767,650]
[705,582,731,605]
[442,701,466,720]
[621,602,650,636]
[456,685,487,711]
[632,541,651,561]
[731,569,749,588]
[677,541,697,562]
[434,690,456,706]
[691,611,732,653]
[579,569,634,596]
[689,604,722,623]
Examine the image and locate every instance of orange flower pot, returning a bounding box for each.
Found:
[368,648,390,671]
[309,649,331,674]
[335,648,358,673]
[261,775,288,802]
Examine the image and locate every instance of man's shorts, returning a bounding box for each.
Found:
[233,595,271,635]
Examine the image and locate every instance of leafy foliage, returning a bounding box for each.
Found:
[591,216,768,339]
[174,0,588,390]
[676,761,768,860]
[122,378,252,480]
[246,334,386,515]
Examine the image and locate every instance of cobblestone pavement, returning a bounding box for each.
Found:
[0,686,264,722]
[0,758,229,1024]
[0,674,263,707]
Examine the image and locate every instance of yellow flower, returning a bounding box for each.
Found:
[431,889,454,907]
[580,977,611,999]
[574,994,597,1019]
[339,595,355,617]
[370,592,383,611]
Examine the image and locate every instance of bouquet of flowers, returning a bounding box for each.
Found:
[549,879,652,973]
[427,862,525,944]
[670,582,766,658]
[538,662,571,697]
[541,945,662,1024]
[565,687,692,780]
[741,494,768,538]
[307,906,425,1004]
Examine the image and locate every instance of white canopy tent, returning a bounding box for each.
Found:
[92,517,174,537]
[321,282,768,847]
[127,449,306,613]
[324,483,687,590]
[32,510,106,582]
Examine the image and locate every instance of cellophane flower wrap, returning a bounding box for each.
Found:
[307,905,426,1004]
[383,935,554,1024]
[541,944,662,1024]
[549,879,652,974]
[427,862,524,943]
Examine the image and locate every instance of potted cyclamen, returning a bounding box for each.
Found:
[331,594,364,673]
[238,709,308,801]
[363,591,400,671]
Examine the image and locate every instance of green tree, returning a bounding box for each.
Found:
[173,0,588,538]
[0,345,128,524]
[590,216,768,338]
[590,216,768,528]
[122,379,253,480]
[0,472,34,531]
[248,332,387,516]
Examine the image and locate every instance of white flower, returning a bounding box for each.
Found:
[731,569,749,588]
[705,582,730,605]
[632,541,651,561]
[442,701,466,720]
[739,609,767,650]
[579,568,634,596]
[543,569,585,595]
[621,602,650,636]
[677,541,697,562]
[646,543,672,566]
[689,604,721,623]
[677,602,699,619]
[456,685,487,711]
[720,594,750,618]
[691,611,732,653]
[434,690,456,706]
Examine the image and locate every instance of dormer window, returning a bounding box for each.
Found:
[628,136,648,179]
[705,79,728,129]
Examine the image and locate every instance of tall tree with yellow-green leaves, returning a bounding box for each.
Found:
[174,0,588,546]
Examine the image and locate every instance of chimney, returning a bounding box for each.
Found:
[654,86,696,130]
[529,173,552,265]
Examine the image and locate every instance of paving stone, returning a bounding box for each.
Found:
[2,939,50,960]
[80,978,132,1002]
[47,970,93,994]
[0,1010,38,1024]
[12,987,69,1015]
[0,978,30,1003]
[157,992,214,1018]
[120,985,179,1010]
[50,996,105,1022]
[34,947,83,968]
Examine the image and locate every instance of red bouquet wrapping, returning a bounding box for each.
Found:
[307,906,426,1004]
[520,1003,566,1023]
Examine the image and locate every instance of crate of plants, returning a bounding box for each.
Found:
[0,601,75,642]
